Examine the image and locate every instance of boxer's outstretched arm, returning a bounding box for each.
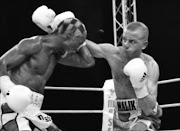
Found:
[58,45,95,68]
[0,36,41,70]
[85,39,119,59]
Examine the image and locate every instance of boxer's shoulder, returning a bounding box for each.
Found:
[142,53,158,68]
[17,36,42,54]
[142,53,154,62]
[19,36,42,45]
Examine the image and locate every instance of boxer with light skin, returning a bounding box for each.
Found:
[0,5,94,131]
[85,22,162,131]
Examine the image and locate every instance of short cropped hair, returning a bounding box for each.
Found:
[126,22,149,41]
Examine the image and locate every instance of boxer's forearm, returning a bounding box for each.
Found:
[138,94,158,116]
[85,39,103,58]
[76,45,95,67]
[58,48,95,68]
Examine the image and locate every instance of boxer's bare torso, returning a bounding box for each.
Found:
[105,46,158,121]
[85,39,159,121]
[1,36,62,94]
[108,47,153,99]
[1,35,94,94]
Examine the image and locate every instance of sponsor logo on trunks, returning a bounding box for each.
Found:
[117,99,138,113]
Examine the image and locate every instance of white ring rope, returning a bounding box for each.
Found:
[43,78,180,114]
[160,103,180,108]
[45,78,180,91]
[158,78,180,84]
[41,103,180,114]
[45,86,103,91]
[42,110,103,114]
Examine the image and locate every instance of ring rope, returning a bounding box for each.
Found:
[42,110,103,114]
[43,78,180,113]
[42,103,180,114]
[160,103,180,108]
[45,78,180,91]
[45,86,103,91]
[158,78,180,84]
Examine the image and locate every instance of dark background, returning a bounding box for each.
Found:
[1,0,180,130]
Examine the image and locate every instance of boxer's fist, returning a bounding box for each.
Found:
[32,5,56,33]
[124,58,147,88]
[0,75,32,112]
[51,11,75,32]
[6,85,32,113]
[123,58,148,98]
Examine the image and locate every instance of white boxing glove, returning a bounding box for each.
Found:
[0,75,32,113]
[123,58,148,98]
[51,11,75,32]
[32,5,56,33]
[0,75,15,95]
[6,85,32,113]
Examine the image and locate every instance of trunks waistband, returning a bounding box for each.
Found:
[116,98,140,113]
[29,91,44,109]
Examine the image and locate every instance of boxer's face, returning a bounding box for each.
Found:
[121,30,147,55]
[58,19,87,52]
[63,35,85,52]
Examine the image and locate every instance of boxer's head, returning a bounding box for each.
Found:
[125,22,149,42]
[121,22,149,56]
[55,17,87,52]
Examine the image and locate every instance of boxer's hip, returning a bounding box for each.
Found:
[113,98,161,130]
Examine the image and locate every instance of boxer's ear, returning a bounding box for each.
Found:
[142,41,148,50]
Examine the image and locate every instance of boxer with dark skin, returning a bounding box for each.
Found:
[85,22,162,131]
[0,17,94,131]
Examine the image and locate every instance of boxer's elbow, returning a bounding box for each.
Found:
[143,108,156,116]
[84,57,95,67]
[143,104,162,117]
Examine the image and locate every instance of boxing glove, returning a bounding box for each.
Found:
[123,58,148,98]
[6,85,32,113]
[0,75,32,113]
[0,75,15,95]
[32,5,56,33]
[51,11,75,32]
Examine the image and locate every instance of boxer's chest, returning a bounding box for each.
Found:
[111,57,136,99]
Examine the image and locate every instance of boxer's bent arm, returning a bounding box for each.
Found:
[58,45,95,68]
[138,60,161,116]
[0,36,42,70]
[85,39,119,58]
[147,60,160,98]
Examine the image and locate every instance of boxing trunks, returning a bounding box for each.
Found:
[0,91,52,131]
[113,98,161,131]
